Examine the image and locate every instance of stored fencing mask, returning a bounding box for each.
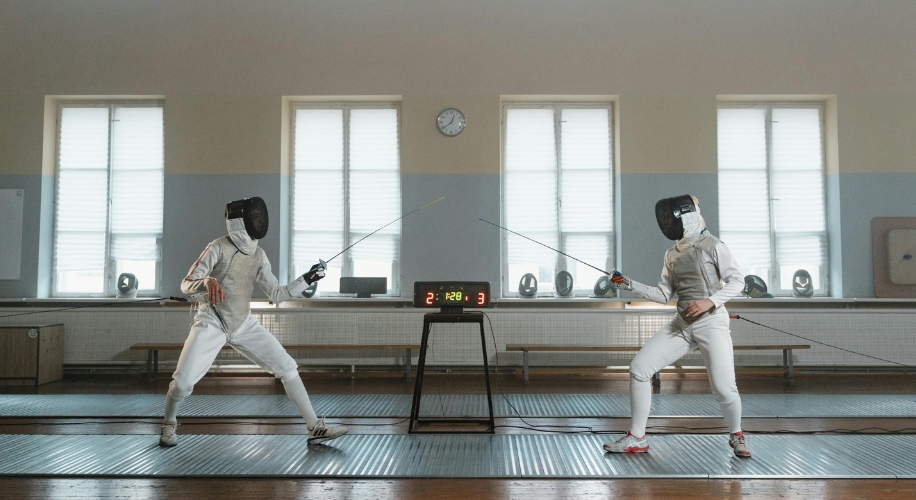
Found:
[226,197,269,240]
[742,275,770,298]
[655,194,699,241]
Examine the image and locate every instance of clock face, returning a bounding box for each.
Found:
[437,108,466,137]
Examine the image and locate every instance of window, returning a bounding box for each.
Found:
[290,103,401,295]
[502,104,614,296]
[717,103,828,295]
[53,102,164,296]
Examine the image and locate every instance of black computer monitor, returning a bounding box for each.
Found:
[339,277,388,298]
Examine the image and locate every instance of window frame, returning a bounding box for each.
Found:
[288,101,402,297]
[717,101,830,296]
[51,100,165,298]
[500,102,616,298]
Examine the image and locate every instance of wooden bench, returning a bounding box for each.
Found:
[505,344,811,385]
[130,343,421,383]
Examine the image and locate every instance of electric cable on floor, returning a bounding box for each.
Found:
[731,314,916,371]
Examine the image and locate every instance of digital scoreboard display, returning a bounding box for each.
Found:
[413,281,491,309]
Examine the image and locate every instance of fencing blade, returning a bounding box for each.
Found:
[478,218,613,275]
[324,197,445,265]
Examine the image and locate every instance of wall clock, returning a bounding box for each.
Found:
[437,108,466,137]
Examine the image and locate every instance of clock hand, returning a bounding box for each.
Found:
[444,116,455,127]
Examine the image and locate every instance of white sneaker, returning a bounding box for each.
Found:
[307,418,348,444]
[729,432,751,458]
[159,422,178,447]
[603,432,649,453]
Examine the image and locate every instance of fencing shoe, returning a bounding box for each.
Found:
[307,418,348,444]
[159,422,178,447]
[603,432,649,453]
[729,431,752,458]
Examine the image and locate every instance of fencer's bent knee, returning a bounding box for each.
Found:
[167,379,193,401]
[629,357,654,383]
[710,383,740,405]
[278,367,300,384]
[630,371,650,383]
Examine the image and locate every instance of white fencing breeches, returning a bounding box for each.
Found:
[627,310,742,436]
[163,310,318,427]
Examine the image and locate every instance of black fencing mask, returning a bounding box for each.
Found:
[743,275,770,298]
[226,197,269,240]
[655,194,698,240]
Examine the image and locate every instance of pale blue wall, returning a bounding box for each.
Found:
[161,174,283,298]
[7,170,916,299]
[615,173,718,298]
[401,174,501,295]
[0,174,52,298]
[833,173,916,298]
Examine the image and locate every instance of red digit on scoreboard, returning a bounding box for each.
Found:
[426,292,434,305]
[477,292,485,305]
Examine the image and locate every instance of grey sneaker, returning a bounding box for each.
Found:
[307,418,348,444]
[603,432,649,453]
[159,422,178,447]
[729,432,751,458]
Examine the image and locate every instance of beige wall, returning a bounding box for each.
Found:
[401,95,501,175]
[619,94,718,175]
[0,96,45,176]
[837,95,916,175]
[2,1,913,177]
[165,96,282,175]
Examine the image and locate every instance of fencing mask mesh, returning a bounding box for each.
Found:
[743,275,768,298]
[226,197,269,240]
[655,194,698,240]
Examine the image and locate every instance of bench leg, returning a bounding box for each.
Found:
[523,351,529,385]
[652,371,661,387]
[405,349,412,383]
[146,350,153,383]
[784,349,795,385]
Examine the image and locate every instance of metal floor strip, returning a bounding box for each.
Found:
[2,394,915,418]
[0,434,912,478]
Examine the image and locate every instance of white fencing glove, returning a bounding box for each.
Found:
[611,271,632,291]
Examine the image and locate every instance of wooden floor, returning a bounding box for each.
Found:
[3,371,916,499]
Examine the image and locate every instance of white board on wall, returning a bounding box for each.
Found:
[0,189,24,280]
[888,229,916,285]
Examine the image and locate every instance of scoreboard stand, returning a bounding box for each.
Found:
[408,282,495,434]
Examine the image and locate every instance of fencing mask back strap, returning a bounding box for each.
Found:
[655,194,698,240]
[226,197,269,240]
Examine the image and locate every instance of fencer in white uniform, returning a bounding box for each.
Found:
[160,197,347,446]
[604,195,751,458]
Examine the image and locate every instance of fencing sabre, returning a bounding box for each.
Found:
[317,197,446,269]
[729,314,915,370]
[478,218,615,276]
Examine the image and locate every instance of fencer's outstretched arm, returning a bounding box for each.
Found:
[707,242,744,308]
[627,251,675,304]
[255,252,302,304]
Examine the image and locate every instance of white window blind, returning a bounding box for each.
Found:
[291,105,401,294]
[503,104,613,296]
[54,103,164,296]
[717,104,828,295]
